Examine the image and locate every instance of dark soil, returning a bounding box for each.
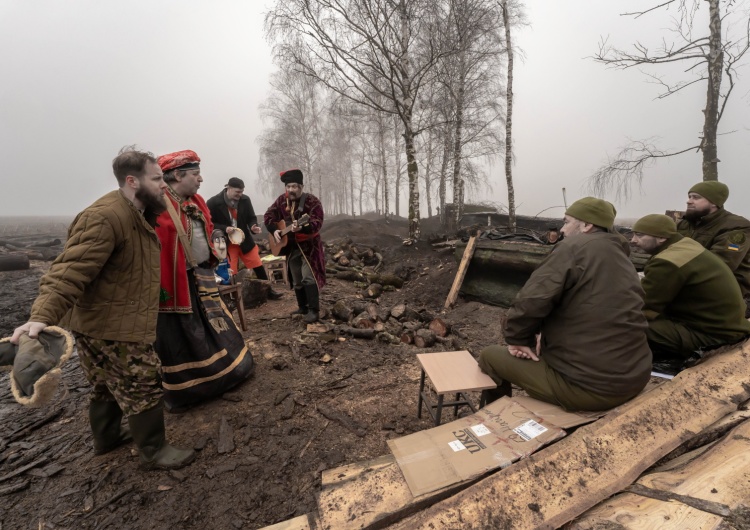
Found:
[0,216,507,529]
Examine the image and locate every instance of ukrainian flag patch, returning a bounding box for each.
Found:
[729,243,741,251]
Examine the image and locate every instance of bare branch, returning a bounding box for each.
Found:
[588,140,700,200]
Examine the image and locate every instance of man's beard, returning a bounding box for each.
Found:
[683,205,711,222]
[136,187,166,214]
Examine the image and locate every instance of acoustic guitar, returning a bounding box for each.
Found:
[269,214,310,256]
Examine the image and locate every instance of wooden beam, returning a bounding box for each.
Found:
[444,232,478,309]
[572,418,750,528]
[384,341,750,530]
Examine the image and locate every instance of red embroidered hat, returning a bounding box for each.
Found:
[157,150,201,172]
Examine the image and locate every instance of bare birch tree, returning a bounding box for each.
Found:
[265,0,453,240]
[591,0,750,197]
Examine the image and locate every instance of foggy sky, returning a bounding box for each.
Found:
[1,0,748,221]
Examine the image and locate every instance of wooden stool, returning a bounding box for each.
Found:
[262,256,288,285]
[217,279,247,332]
[417,350,497,425]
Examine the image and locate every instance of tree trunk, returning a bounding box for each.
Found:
[394,116,403,218]
[378,112,390,220]
[502,0,517,230]
[451,50,466,233]
[439,125,452,230]
[702,0,723,181]
[424,131,434,219]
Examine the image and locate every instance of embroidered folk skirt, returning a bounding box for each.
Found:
[155,268,254,410]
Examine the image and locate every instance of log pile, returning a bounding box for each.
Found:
[315,299,462,349]
[326,239,403,299]
[0,236,64,268]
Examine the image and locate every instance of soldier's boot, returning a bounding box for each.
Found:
[127,402,195,471]
[90,400,133,455]
[481,380,512,406]
[303,284,320,324]
[291,288,307,316]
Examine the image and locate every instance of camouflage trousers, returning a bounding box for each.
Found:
[74,333,163,417]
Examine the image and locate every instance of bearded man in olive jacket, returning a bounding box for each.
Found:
[676,181,750,317]
[632,214,750,362]
[11,146,195,471]
[478,198,652,411]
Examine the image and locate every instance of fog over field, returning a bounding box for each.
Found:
[1,1,749,221]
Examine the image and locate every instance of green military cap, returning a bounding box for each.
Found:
[689,181,729,208]
[633,214,678,238]
[565,197,616,229]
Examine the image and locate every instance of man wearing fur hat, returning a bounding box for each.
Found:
[207,177,282,299]
[478,197,652,411]
[632,214,750,362]
[676,181,750,316]
[10,146,195,470]
[264,169,326,323]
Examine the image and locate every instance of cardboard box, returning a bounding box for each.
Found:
[388,397,567,497]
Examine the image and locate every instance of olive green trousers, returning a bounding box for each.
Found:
[478,345,636,412]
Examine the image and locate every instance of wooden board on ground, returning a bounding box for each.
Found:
[317,454,479,530]
[257,514,311,530]
[571,418,750,529]
[384,340,750,530]
[317,397,598,530]
[444,233,478,308]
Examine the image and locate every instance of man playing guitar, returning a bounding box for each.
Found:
[263,169,326,323]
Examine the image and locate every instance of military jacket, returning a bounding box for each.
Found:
[677,208,750,299]
[504,232,652,397]
[642,234,750,342]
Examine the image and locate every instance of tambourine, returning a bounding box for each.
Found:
[228,229,245,245]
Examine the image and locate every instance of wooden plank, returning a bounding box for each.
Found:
[318,454,480,530]
[444,232,478,309]
[384,340,750,530]
[257,514,311,530]
[569,493,723,529]
[572,419,750,528]
[416,351,496,393]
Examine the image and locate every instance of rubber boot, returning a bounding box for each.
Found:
[253,266,283,300]
[127,402,196,471]
[303,284,320,323]
[89,400,132,455]
[291,288,307,316]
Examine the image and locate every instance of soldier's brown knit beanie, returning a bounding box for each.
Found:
[632,214,678,238]
[689,181,729,208]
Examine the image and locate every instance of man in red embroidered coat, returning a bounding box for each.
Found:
[153,150,254,411]
[264,169,326,323]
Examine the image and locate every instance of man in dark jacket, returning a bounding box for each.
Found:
[478,197,652,411]
[632,214,750,361]
[207,178,282,299]
[677,181,750,316]
[11,146,195,470]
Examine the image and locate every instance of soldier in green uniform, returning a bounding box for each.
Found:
[478,198,652,411]
[11,147,195,471]
[676,181,750,316]
[631,214,750,362]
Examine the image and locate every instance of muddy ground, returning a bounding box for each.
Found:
[0,216,509,530]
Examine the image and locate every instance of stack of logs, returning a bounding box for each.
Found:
[0,238,63,271]
[326,239,404,299]
[327,300,463,349]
